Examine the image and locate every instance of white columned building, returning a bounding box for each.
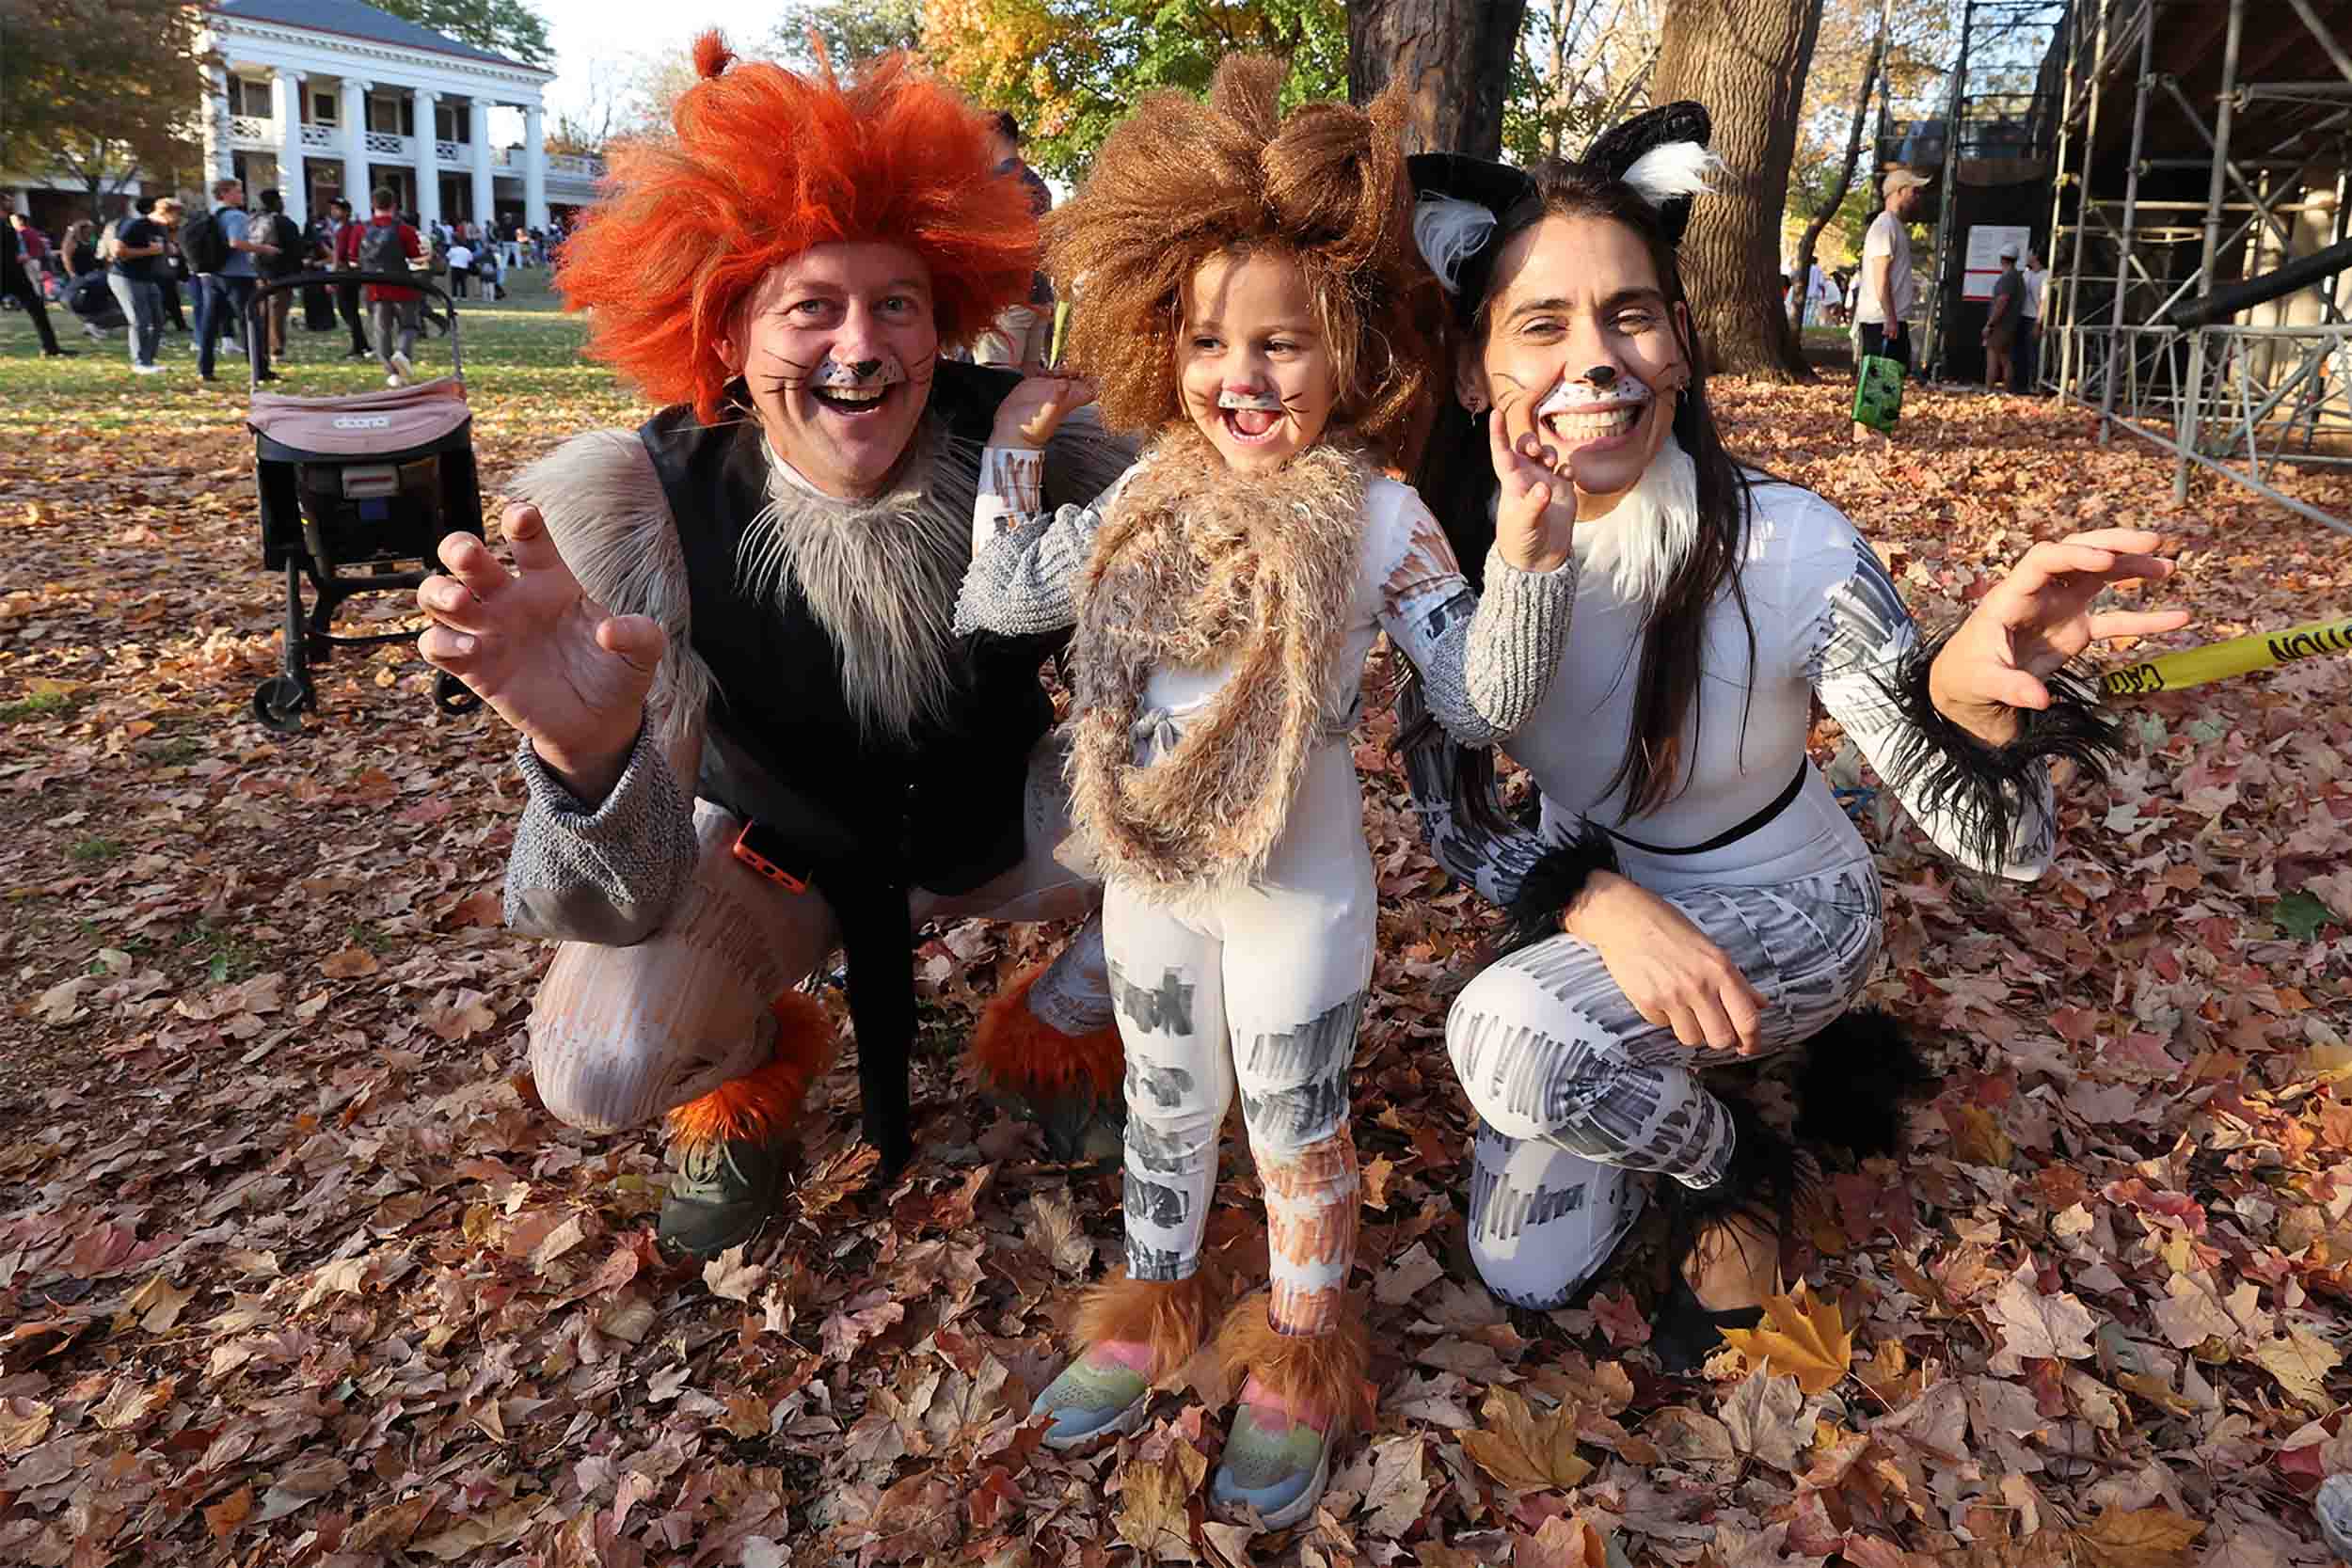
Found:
[193,0,584,234]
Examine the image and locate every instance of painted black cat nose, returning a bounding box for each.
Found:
[851,359,882,378]
[1587,364,1616,388]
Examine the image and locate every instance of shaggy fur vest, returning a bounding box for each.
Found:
[1069,426,1371,899]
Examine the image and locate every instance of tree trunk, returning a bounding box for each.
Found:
[1792,6,1885,334]
[1653,0,1824,380]
[1347,0,1532,160]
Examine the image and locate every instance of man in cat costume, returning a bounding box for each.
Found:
[415,36,1131,1257]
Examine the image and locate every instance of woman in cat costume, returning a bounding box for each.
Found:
[955,58,1581,1525]
[1400,103,2185,1365]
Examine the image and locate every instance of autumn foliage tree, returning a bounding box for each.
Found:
[917,0,1345,180]
[0,0,203,214]
[1653,0,1824,380]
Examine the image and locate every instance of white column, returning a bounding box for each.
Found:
[413,87,441,228]
[206,63,234,181]
[271,68,308,225]
[342,78,372,214]
[469,100,496,229]
[523,103,548,229]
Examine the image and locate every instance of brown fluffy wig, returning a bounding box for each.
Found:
[1045,55,1443,468]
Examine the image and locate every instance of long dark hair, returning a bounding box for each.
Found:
[1408,156,1758,831]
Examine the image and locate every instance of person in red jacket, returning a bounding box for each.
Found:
[340,186,423,386]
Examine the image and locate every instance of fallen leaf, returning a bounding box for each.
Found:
[2074,1507,2207,1568]
[1719,1282,1852,1394]
[1984,1265,2097,1372]
[2249,1328,2341,1408]
[1461,1385,1592,1492]
[703,1243,768,1304]
[1116,1442,1204,1560]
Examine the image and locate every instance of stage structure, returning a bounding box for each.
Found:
[2041,0,2352,535]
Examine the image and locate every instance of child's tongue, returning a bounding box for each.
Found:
[1232,407,1277,437]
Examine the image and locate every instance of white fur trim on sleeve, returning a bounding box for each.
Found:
[1619,141,1724,209]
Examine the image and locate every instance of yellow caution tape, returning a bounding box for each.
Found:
[2101,616,2352,697]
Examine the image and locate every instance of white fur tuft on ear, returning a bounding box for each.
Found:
[1413,195,1499,295]
[1618,141,1724,209]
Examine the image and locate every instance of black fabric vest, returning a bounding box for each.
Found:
[635,360,1063,1165]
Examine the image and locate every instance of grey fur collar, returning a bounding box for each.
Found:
[736,420,978,744]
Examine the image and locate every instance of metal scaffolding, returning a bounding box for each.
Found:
[2043,0,2352,534]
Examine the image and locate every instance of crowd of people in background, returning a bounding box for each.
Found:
[0,188,577,381]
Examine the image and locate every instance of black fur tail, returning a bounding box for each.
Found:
[1793,1006,1929,1161]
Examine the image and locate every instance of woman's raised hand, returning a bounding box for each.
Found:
[1488,402,1578,576]
[989,373,1098,451]
[416,503,664,803]
[1928,527,2190,746]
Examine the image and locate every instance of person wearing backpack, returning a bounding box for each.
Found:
[350,185,422,387]
[255,188,305,357]
[191,177,280,384]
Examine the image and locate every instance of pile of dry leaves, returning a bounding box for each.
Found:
[2,377,2350,1568]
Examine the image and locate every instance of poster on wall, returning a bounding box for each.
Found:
[1963,225,2031,301]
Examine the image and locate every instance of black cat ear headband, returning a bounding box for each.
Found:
[1407,101,1719,324]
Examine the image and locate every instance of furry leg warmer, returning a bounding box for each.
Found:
[1214,1291,1374,1439]
[1070,1267,1226,1381]
[969,961,1125,1106]
[663,990,837,1151]
[1793,1006,1929,1161]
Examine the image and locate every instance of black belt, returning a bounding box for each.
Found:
[1607,763,1809,857]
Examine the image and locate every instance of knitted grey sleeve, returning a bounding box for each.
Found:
[502,720,700,946]
[955,445,1128,639]
[1385,539,1577,747]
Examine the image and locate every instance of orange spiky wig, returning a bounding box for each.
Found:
[1044,55,1444,467]
[557,33,1041,424]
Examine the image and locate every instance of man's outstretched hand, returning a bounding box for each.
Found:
[416,503,663,803]
[1928,528,2190,746]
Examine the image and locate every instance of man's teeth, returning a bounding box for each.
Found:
[822,387,886,405]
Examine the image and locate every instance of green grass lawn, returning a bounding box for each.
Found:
[0,265,641,441]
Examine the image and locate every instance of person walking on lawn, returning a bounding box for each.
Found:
[2,209,74,358]
[345,187,423,387]
[193,178,280,383]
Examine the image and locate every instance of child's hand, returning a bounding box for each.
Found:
[990,374,1097,451]
[1489,405,1578,575]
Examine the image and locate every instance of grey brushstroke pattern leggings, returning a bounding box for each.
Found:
[1447,861,1883,1309]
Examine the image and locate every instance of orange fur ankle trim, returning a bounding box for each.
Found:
[1071,1268,1224,1382]
[664,991,837,1149]
[1215,1291,1374,1437]
[969,963,1123,1101]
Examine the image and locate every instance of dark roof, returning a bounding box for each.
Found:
[205,0,547,73]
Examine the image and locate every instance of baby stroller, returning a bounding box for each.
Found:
[242,269,485,733]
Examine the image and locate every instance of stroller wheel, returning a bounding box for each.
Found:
[253,674,313,733]
[432,671,484,717]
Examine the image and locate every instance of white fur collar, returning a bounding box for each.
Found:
[1569,435,1699,608]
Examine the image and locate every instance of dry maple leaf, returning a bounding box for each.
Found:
[2249,1327,2341,1408]
[1116,1442,1205,1561]
[1516,1513,1612,1568]
[1718,1282,1852,1395]
[703,1244,768,1304]
[2072,1507,2207,1568]
[1460,1385,1593,1493]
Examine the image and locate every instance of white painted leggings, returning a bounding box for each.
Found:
[1448,860,1883,1309]
[1107,743,1373,1337]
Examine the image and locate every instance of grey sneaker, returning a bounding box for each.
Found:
[657,1131,789,1259]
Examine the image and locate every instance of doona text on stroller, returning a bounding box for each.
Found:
[242,269,485,733]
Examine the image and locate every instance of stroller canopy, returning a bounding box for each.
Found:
[247,375,469,456]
